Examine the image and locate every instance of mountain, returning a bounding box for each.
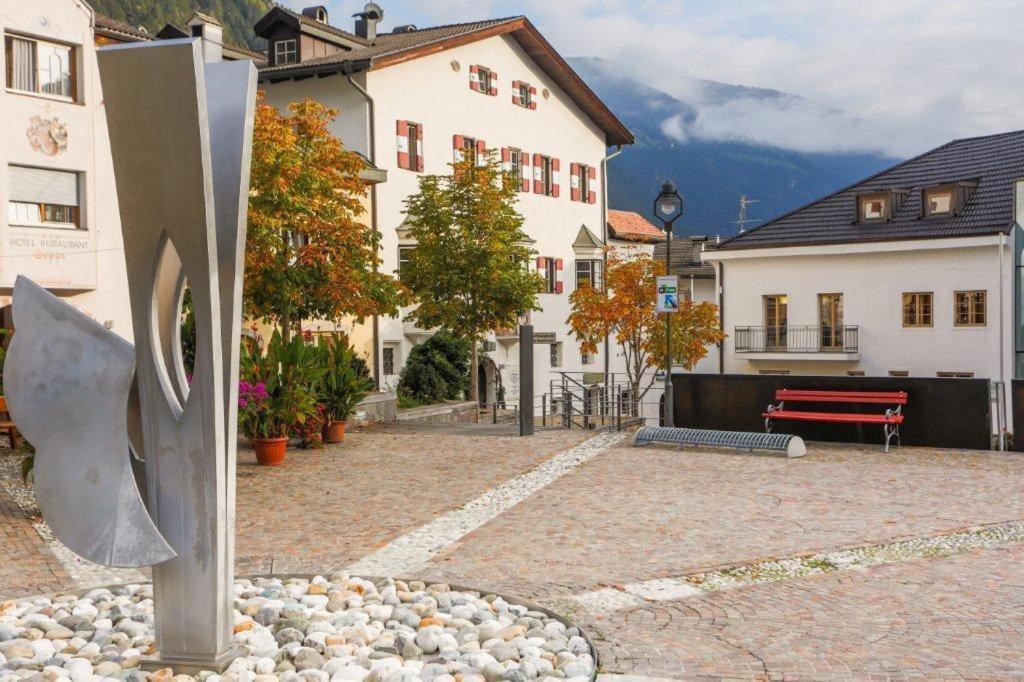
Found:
[569,57,898,236]
[89,0,270,49]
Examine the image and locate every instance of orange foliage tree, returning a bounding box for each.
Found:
[567,248,725,400]
[246,95,408,339]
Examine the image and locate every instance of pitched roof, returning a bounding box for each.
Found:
[256,15,633,146]
[653,238,715,279]
[720,130,1024,250]
[94,14,151,42]
[607,210,665,243]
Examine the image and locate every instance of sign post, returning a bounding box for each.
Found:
[519,324,534,436]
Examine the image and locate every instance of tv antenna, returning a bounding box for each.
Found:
[733,195,762,231]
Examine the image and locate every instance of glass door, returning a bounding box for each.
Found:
[764,295,788,351]
[818,293,843,350]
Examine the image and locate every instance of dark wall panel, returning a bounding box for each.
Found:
[672,374,991,450]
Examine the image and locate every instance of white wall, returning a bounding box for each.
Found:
[705,236,1013,382]
[0,0,132,335]
[264,31,618,402]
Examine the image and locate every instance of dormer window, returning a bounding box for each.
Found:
[273,39,297,66]
[924,187,954,216]
[858,193,890,222]
[921,182,976,219]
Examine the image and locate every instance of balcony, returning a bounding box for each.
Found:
[733,325,859,361]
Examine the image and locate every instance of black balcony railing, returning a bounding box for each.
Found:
[734,325,859,353]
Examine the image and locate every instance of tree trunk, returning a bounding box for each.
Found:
[470,342,479,402]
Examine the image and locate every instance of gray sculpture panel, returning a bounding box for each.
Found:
[4,276,175,567]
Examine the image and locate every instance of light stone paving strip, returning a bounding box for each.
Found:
[573,518,1024,610]
[348,431,629,577]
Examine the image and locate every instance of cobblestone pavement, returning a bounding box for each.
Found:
[233,422,592,574]
[0,482,66,599]
[6,426,1024,679]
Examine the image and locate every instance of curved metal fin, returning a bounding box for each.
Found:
[3,276,175,568]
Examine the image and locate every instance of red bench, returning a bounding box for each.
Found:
[763,389,907,452]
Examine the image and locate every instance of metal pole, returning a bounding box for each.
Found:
[518,324,534,436]
[664,219,674,427]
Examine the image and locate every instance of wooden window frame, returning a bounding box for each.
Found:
[540,156,553,196]
[509,148,525,191]
[858,192,891,222]
[273,38,298,66]
[763,294,788,351]
[575,259,602,290]
[5,33,78,102]
[923,184,956,218]
[953,289,986,327]
[902,291,933,328]
[397,246,414,282]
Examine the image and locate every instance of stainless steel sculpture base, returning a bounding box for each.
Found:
[139,646,247,675]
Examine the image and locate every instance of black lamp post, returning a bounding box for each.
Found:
[653,181,684,427]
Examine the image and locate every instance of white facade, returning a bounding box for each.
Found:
[0,0,131,334]
[703,234,1014,385]
[262,31,622,403]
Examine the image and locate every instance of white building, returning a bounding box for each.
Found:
[1,0,132,334]
[255,4,634,405]
[702,131,1024,397]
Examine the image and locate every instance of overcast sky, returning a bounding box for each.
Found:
[282,0,1024,158]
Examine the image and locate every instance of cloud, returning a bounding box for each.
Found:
[282,0,1024,158]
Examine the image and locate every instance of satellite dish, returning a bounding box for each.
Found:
[362,2,384,21]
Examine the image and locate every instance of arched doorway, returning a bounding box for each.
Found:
[477,356,500,407]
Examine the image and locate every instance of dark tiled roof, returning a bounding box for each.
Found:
[720,130,1024,250]
[259,16,516,74]
[223,41,267,63]
[653,238,715,279]
[94,14,151,41]
[607,209,665,243]
[271,6,369,47]
[256,14,633,146]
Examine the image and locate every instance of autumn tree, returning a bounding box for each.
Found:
[402,150,543,401]
[568,247,725,400]
[246,95,408,339]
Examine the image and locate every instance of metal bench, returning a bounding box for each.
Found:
[764,389,906,452]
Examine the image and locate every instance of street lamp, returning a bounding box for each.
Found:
[653,181,684,427]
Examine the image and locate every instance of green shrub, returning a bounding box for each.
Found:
[397,331,470,404]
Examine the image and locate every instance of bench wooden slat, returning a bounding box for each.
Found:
[774,389,907,405]
[764,410,904,425]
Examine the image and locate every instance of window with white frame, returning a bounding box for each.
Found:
[5,34,75,100]
[509,148,525,190]
[273,39,298,65]
[382,344,398,376]
[7,165,81,228]
[575,259,602,290]
[398,246,414,282]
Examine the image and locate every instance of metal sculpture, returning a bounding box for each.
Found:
[4,39,256,673]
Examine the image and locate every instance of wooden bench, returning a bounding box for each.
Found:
[763,389,907,452]
[0,396,18,449]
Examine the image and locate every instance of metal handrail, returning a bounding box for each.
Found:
[734,325,859,353]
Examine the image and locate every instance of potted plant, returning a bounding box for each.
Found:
[240,331,324,465]
[317,335,373,443]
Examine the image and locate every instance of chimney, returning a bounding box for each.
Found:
[353,2,384,40]
[187,12,222,62]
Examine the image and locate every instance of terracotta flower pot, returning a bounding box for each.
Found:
[251,436,288,466]
[323,420,346,444]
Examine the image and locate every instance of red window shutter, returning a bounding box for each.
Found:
[554,258,564,294]
[512,81,520,106]
[570,163,581,202]
[396,120,409,169]
[521,151,531,192]
[414,124,424,171]
[529,86,537,110]
[476,139,486,164]
[536,256,545,269]
[469,65,479,91]
[501,147,511,173]
[551,158,560,198]
[453,134,464,163]
[489,71,498,96]
[555,258,563,270]
[533,153,543,194]
[587,165,597,204]
[555,281,564,294]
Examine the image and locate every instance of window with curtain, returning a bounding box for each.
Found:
[5,35,74,99]
[7,165,81,228]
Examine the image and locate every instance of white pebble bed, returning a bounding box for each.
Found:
[0,575,595,682]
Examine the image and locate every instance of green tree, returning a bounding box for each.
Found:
[245,95,408,340]
[397,331,471,405]
[90,0,271,50]
[402,150,543,401]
